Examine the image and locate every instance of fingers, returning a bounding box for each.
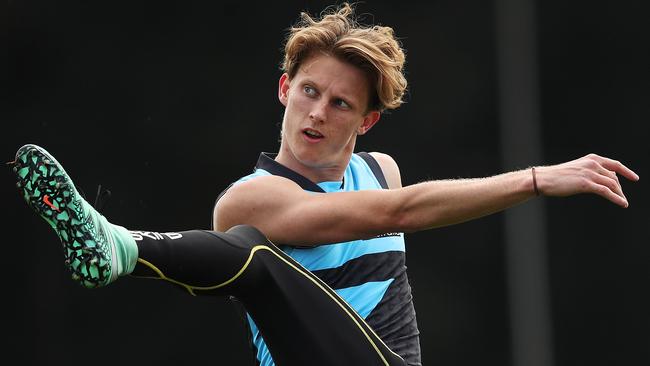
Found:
[591,154,640,182]
[588,157,630,207]
[595,162,623,195]
[588,170,629,207]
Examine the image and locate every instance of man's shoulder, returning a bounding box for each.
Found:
[227,174,298,198]
[213,174,303,231]
[219,174,302,208]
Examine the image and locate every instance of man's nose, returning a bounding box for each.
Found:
[309,101,327,123]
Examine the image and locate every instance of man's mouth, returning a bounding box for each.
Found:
[303,129,324,141]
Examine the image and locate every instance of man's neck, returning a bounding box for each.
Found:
[275,147,350,183]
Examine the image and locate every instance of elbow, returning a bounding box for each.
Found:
[387,195,419,234]
[393,209,443,233]
[393,210,419,234]
[387,189,443,233]
[373,188,430,235]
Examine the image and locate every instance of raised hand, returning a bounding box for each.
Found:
[535,154,639,207]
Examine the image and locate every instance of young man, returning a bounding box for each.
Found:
[11,3,638,366]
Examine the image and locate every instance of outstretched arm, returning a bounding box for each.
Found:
[214,153,638,246]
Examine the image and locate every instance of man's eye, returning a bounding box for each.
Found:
[335,99,350,109]
[304,86,316,95]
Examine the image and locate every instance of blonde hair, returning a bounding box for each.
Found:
[282,3,407,112]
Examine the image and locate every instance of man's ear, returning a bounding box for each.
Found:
[357,111,381,135]
[278,73,290,107]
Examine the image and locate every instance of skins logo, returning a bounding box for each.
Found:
[374,232,401,239]
[129,231,183,241]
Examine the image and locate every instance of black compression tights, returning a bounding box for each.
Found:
[129,225,406,366]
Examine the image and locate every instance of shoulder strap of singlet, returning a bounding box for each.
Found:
[356,152,389,189]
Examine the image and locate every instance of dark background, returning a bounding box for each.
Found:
[4,1,648,365]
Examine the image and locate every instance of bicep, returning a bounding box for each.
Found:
[214,176,403,246]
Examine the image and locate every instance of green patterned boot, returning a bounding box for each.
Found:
[12,144,138,288]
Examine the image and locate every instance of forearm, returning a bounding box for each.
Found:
[394,169,535,232]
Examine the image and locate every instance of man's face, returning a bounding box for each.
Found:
[277,53,380,173]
